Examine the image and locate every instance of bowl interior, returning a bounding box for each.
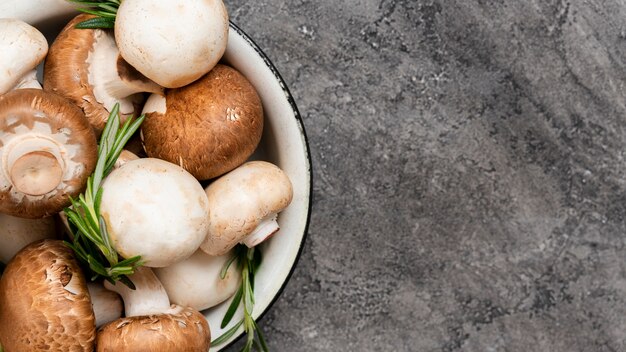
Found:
[4,10,311,351]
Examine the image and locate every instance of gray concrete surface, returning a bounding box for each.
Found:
[224,1,626,351]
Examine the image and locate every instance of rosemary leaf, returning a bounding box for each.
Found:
[75,17,115,29]
[63,103,145,287]
[212,246,269,350]
[211,320,243,346]
[254,320,270,352]
[221,253,238,280]
[221,285,243,328]
[68,0,120,29]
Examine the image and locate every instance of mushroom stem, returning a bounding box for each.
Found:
[4,137,65,196]
[87,30,162,115]
[242,214,280,248]
[87,282,123,328]
[10,151,63,196]
[104,266,172,317]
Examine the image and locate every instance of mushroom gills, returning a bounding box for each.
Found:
[87,29,162,115]
[242,214,280,247]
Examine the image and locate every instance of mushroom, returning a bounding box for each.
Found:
[97,266,211,351]
[0,0,77,28]
[154,249,241,311]
[0,88,98,218]
[99,158,210,267]
[87,282,123,328]
[0,18,48,94]
[0,240,96,351]
[44,14,162,132]
[113,149,140,169]
[0,213,56,263]
[141,64,263,180]
[115,0,229,88]
[201,161,293,256]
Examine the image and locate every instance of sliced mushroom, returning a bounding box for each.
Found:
[97,267,211,352]
[0,240,96,351]
[0,18,48,94]
[201,161,293,256]
[115,0,229,88]
[0,89,98,218]
[154,249,241,311]
[0,213,56,263]
[141,64,263,180]
[99,158,210,267]
[44,14,162,133]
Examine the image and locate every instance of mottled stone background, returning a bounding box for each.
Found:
[224,1,626,351]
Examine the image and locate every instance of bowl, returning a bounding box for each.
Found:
[1,5,312,351]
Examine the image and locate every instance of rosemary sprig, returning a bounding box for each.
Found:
[67,0,120,29]
[212,245,268,351]
[64,103,145,289]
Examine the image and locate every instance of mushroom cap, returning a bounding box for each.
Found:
[99,158,210,267]
[201,161,293,256]
[96,305,210,352]
[141,64,263,180]
[0,213,56,263]
[0,18,48,95]
[0,240,96,351]
[0,89,98,218]
[115,0,229,88]
[154,249,241,311]
[44,14,145,133]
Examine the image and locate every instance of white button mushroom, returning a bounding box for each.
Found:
[201,161,294,256]
[98,267,211,352]
[0,213,56,263]
[154,249,241,311]
[0,18,48,94]
[99,158,210,267]
[115,0,229,88]
[0,0,77,27]
[44,14,163,133]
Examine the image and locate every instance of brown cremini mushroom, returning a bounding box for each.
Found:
[44,14,162,133]
[0,89,98,218]
[97,267,211,352]
[141,64,263,180]
[0,240,96,351]
[201,161,293,256]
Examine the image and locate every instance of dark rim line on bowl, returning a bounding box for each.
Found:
[222,21,313,350]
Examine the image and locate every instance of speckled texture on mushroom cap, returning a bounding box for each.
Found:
[141,64,263,180]
[0,240,96,351]
[96,306,211,352]
[201,161,293,256]
[0,89,97,218]
[43,14,142,133]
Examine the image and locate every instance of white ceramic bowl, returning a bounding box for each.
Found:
[1,5,311,351]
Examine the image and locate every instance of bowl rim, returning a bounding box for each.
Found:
[223,21,313,349]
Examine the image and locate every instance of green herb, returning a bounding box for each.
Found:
[212,245,268,351]
[67,0,120,29]
[64,103,145,289]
